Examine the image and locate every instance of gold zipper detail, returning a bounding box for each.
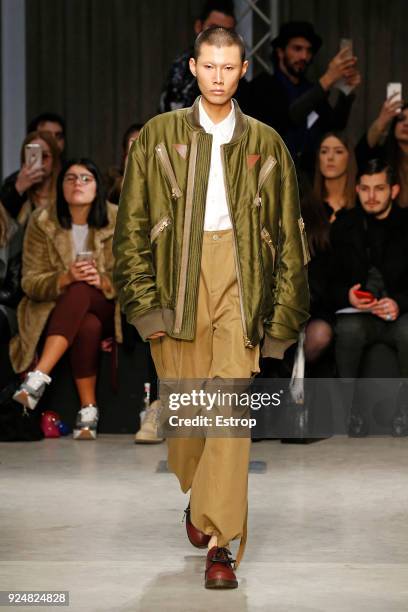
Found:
[261,227,276,266]
[150,216,172,243]
[155,143,183,199]
[221,145,253,347]
[298,217,311,265]
[253,155,277,207]
[173,131,198,334]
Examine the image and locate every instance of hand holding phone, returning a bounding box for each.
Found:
[349,284,377,310]
[387,82,403,114]
[15,144,45,194]
[340,38,353,59]
[25,143,43,170]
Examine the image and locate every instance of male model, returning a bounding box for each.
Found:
[113,27,309,589]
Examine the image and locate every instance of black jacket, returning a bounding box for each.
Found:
[247,71,355,172]
[330,205,408,312]
[0,171,26,219]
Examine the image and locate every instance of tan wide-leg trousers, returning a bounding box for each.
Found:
[150,230,260,565]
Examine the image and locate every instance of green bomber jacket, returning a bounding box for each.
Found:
[113,96,310,359]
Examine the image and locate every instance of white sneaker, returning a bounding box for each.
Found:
[13,370,52,409]
[73,405,99,440]
[134,399,164,444]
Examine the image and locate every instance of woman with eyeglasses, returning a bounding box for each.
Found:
[10,159,120,440]
[356,100,408,207]
[13,131,60,227]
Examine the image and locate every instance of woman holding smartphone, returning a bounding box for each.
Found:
[356,99,408,207]
[15,131,60,227]
[10,159,119,440]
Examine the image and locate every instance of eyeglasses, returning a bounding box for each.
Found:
[63,173,95,185]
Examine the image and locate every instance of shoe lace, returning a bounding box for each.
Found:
[143,404,159,425]
[27,371,47,391]
[80,405,98,421]
[182,504,190,524]
[210,547,236,567]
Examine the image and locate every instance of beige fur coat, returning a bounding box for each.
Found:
[10,202,121,373]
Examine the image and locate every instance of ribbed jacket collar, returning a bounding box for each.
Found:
[186,95,248,142]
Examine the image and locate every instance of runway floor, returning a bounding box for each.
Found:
[1,436,408,611]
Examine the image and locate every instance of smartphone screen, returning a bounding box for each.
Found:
[340,38,353,58]
[76,251,94,262]
[25,144,42,170]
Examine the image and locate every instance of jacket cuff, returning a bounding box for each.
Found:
[101,274,116,300]
[261,335,297,359]
[129,309,165,341]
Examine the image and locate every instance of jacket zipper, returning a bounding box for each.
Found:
[221,145,253,348]
[261,227,276,267]
[150,216,172,243]
[298,217,311,265]
[155,143,183,200]
[173,131,198,334]
[253,155,277,207]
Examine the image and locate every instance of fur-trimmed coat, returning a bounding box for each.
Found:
[10,202,121,373]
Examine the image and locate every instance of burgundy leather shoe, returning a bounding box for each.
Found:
[205,546,238,589]
[184,504,211,549]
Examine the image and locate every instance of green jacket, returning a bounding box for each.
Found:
[113,97,310,358]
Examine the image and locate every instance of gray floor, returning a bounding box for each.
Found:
[1,436,408,612]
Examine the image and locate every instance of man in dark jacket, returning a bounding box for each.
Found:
[331,159,408,435]
[158,0,249,113]
[247,22,360,172]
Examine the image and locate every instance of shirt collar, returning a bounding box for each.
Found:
[199,97,235,138]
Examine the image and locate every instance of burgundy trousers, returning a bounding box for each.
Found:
[45,282,115,379]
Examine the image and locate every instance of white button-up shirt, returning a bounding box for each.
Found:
[199,98,235,231]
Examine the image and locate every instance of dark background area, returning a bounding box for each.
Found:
[25,0,408,173]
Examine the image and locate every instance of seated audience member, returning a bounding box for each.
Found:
[356,101,408,207]
[331,159,408,435]
[105,124,162,444]
[0,204,22,343]
[299,174,333,365]
[247,22,360,172]
[314,131,357,221]
[10,159,119,440]
[106,123,143,204]
[2,132,60,228]
[0,113,65,219]
[159,0,249,112]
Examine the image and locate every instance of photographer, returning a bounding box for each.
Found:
[0,113,65,220]
[247,22,360,172]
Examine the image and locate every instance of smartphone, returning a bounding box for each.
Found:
[387,82,402,102]
[76,251,94,262]
[24,143,42,169]
[340,38,353,58]
[354,289,375,301]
